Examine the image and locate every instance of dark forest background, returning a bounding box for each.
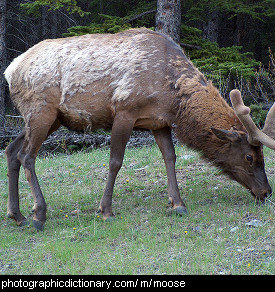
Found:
[0,0,274,131]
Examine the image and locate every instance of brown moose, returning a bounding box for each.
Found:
[4,28,273,231]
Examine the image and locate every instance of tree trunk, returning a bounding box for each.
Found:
[42,6,49,39]
[202,10,220,43]
[155,0,181,43]
[51,9,58,38]
[0,0,7,126]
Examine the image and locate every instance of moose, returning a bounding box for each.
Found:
[4,28,274,231]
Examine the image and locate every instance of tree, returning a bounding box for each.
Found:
[155,0,181,43]
[20,0,90,17]
[0,0,7,127]
[183,0,275,63]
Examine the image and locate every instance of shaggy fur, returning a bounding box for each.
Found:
[4,28,271,230]
[175,79,244,159]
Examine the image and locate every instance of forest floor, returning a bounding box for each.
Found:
[0,143,274,275]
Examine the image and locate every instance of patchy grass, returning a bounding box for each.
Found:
[0,145,274,275]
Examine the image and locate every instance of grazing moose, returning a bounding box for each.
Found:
[4,28,273,231]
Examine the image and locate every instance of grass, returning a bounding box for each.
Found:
[0,144,274,275]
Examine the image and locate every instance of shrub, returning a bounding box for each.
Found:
[181,24,261,83]
[63,14,131,36]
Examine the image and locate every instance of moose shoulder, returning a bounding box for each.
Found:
[4,28,272,231]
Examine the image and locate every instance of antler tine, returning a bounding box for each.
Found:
[263,102,275,139]
[230,89,275,150]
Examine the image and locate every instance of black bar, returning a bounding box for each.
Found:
[0,275,271,290]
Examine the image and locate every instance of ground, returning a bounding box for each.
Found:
[0,144,274,274]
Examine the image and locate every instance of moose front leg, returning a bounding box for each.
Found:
[153,127,188,215]
[99,112,134,220]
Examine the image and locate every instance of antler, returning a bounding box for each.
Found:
[230,89,275,150]
[263,102,275,138]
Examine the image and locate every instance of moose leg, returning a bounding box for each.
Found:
[99,112,134,220]
[153,127,188,215]
[5,131,27,226]
[17,111,59,231]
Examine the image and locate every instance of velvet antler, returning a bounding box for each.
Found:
[230,89,275,150]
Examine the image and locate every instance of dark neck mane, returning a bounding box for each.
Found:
[174,74,245,160]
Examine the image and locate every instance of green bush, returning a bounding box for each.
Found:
[249,104,268,128]
[63,14,131,37]
[181,24,261,83]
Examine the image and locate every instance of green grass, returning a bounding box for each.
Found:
[0,144,274,275]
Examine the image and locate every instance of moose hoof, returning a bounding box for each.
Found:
[7,212,28,227]
[18,219,30,227]
[33,220,45,231]
[103,215,115,222]
[174,206,188,215]
[166,205,188,216]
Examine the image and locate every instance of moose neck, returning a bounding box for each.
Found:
[174,80,245,161]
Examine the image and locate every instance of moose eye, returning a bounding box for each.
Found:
[246,154,253,163]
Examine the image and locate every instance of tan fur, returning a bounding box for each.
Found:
[4,28,271,230]
[5,28,199,134]
[175,79,244,159]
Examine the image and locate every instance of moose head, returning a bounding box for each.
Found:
[229,89,274,200]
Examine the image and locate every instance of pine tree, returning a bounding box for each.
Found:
[155,0,181,43]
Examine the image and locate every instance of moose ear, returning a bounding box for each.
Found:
[211,128,241,142]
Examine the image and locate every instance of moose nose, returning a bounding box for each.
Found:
[265,187,272,198]
[261,187,272,202]
[251,185,272,202]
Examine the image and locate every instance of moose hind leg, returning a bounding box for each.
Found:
[19,150,47,231]
[18,110,59,231]
[5,131,27,226]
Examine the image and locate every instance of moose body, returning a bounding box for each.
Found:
[4,28,272,231]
